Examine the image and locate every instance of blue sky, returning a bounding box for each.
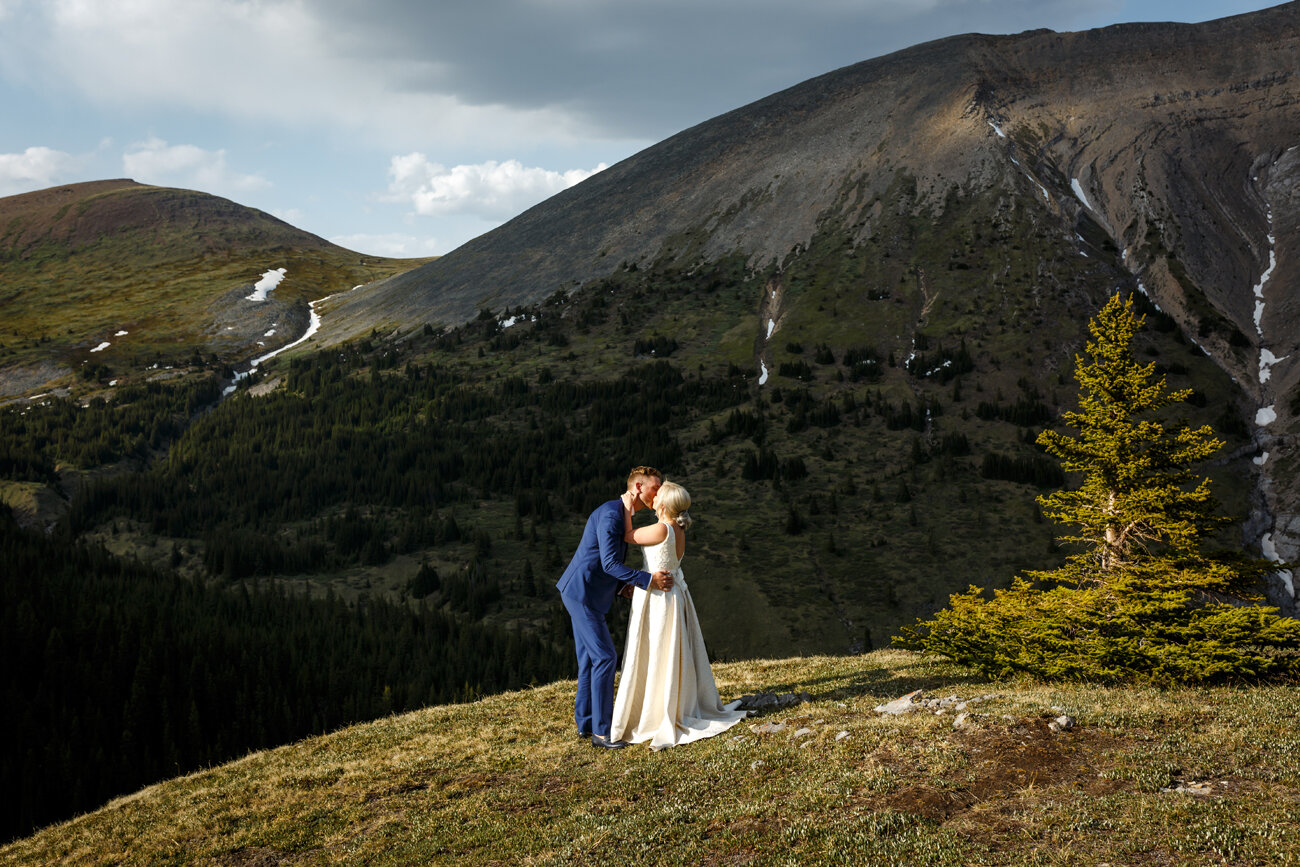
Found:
[0,0,1282,258]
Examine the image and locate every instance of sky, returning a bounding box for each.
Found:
[0,0,1283,258]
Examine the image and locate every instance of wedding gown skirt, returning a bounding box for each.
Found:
[611,525,747,749]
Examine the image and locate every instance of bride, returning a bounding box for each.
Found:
[611,481,747,749]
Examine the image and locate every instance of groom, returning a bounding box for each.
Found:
[557,465,674,749]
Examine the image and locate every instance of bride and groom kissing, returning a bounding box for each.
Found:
[556,466,747,750]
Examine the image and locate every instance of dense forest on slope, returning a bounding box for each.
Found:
[0,505,570,842]
[70,348,734,567]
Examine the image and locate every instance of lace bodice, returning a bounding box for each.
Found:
[642,522,683,573]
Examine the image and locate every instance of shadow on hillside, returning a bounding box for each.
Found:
[723,664,996,712]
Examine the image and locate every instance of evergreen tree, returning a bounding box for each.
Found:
[1036,293,1229,584]
[410,561,441,599]
[899,293,1300,684]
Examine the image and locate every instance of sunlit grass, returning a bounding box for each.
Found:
[5,651,1297,865]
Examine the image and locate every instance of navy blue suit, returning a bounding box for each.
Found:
[556,499,653,738]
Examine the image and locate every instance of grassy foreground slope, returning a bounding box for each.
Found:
[4,651,1297,866]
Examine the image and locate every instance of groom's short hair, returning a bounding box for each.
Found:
[627,465,663,486]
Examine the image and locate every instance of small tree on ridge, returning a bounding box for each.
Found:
[898,293,1300,684]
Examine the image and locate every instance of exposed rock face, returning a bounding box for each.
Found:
[322,4,1300,611]
[0,361,71,402]
[969,11,1300,613]
[203,285,311,358]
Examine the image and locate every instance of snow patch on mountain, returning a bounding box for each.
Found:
[246,268,287,302]
[1070,178,1093,211]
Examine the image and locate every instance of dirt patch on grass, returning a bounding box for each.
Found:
[874,714,1131,823]
[538,775,578,795]
[216,847,295,866]
[444,770,514,798]
[704,814,784,839]
[365,778,432,801]
[699,815,787,867]
[283,768,344,791]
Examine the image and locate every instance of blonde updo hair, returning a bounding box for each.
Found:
[655,481,693,532]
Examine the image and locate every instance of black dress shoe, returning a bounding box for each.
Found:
[591,734,628,749]
[578,731,592,739]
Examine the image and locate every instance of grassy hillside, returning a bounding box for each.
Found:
[0,180,428,398]
[4,651,1297,865]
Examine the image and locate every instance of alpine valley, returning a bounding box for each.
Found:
[4,2,1300,844]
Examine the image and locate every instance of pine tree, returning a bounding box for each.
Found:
[1035,292,1231,588]
[898,293,1300,684]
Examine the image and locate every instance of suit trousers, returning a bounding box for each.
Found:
[562,591,618,738]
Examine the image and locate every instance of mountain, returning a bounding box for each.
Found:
[6,7,1300,842]
[4,651,1297,864]
[321,3,1300,612]
[0,179,427,399]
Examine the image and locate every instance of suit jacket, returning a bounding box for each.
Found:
[556,499,653,613]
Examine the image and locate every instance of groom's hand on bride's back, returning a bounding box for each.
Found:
[650,571,674,591]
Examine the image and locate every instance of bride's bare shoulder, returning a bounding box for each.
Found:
[631,520,669,545]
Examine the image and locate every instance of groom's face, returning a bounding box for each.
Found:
[638,478,662,509]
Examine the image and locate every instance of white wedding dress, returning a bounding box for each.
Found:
[611,522,747,749]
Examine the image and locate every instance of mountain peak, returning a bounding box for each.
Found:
[322,3,1300,346]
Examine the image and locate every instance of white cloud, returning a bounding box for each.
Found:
[384,154,606,220]
[270,207,307,226]
[329,231,448,259]
[0,146,77,196]
[0,0,597,153]
[122,137,269,195]
[0,0,1267,157]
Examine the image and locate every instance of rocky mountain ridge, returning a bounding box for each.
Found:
[319,3,1300,611]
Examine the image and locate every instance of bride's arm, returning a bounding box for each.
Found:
[629,521,669,545]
